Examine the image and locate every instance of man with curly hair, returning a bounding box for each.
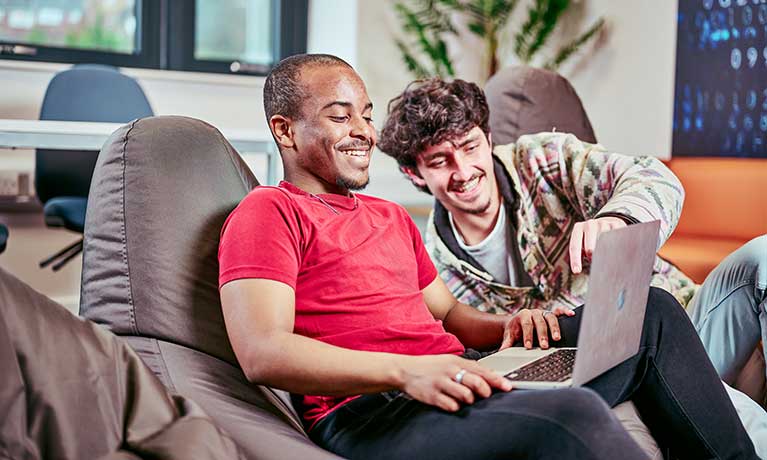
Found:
[218,54,759,459]
[378,75,767,455]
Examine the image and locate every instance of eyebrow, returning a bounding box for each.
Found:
[422,135,480,161]
[321,101,374,111]
[456,134,480,147]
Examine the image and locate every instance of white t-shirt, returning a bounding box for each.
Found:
[449,204,520,286]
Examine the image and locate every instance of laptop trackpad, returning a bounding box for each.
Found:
[479,348,556,375]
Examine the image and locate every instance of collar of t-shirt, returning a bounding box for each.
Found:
[449,204,517,286]
[278,180,358,212]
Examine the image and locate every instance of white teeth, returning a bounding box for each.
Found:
[456,176,480,193]
[342,150,367,157]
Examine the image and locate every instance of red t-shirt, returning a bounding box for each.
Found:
[218,181,464,429]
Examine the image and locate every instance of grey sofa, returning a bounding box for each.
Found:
[79,115,342,459]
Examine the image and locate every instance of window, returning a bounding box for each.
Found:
[0,0,308,75]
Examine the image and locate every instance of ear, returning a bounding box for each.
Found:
[269,115,295,150]
[487,131,492,147]
[401,166,427,188]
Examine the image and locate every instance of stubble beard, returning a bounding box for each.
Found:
[454,197,493,216]
[337,174,369,191]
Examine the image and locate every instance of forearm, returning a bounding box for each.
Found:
[596,156,684,245]
[443,302,510,351]
[557,135,684,243]
[239,331,410,396]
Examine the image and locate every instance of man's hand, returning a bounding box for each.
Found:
[568,217,628,273]
[500,306,575,350]
[399,354,512,412]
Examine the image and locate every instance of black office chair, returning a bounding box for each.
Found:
[0,224,7,254]
[37,64,153,271]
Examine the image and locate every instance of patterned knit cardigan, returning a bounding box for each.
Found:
[425,132,698,314]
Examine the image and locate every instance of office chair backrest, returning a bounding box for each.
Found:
[80,116,259,364]
[484,65,597,145]
[0,224,7,254]
[36,64,153,204]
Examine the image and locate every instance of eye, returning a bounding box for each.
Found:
[364,116,374,123]
[466,144,478,152]
[428,159,446,168]
[329,115,349,122]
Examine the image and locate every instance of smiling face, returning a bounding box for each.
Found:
[405,126,499,217]
[273,64,376,195]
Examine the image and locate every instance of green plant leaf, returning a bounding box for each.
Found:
[393,0,459,78]
[467,21,486,36]
[544,17,605,70]
[525,0,569,62]
[514,0,543,61]
[396,39,432,78]
[435,39,455,76]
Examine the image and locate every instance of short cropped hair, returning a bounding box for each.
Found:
[378,78,490,172]
[263,54,353,122]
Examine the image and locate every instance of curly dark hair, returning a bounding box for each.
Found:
[378,78,490,190]
[263,54,352,122]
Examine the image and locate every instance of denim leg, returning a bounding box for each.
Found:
[688,235,767,383]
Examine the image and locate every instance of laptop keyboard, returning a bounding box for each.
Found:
[505,349,577,382]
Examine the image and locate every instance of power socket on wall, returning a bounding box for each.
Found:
[0,171,33,197]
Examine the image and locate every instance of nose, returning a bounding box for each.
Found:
[452,152,474,181]
[350,114,375,145]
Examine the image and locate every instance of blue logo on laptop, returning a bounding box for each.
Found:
[616,289,626,311]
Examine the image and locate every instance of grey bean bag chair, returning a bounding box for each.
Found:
[79,116,342,459]
[485,65,597,145]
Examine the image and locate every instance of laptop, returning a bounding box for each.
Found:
[479,220,660,389]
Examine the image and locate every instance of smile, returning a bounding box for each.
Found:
[341,150,368,157]
[454,175,481,193]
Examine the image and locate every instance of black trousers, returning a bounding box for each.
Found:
[310,287,758,460]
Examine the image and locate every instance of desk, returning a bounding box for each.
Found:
[0,119,280,184]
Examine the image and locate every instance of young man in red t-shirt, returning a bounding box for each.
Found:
[217,54,758,459]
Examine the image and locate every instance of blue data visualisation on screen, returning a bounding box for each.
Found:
[673,0,767,158]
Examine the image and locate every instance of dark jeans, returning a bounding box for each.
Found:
[309,288,758,460]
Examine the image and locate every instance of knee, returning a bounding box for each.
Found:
[730,235,767,273]
[646,286,688,322]
[712,235,767,287]
[742,236,767,277]
[542,387,615,430]
[506,389,627,457]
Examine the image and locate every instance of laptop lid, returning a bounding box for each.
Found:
[571,220,660,386]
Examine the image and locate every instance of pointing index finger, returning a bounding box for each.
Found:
[569,222,584,273]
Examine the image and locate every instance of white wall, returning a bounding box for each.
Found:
[562,0,677,159]
[307,0,358,67]
[0,0,680,310]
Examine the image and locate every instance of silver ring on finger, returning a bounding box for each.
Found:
[454,369,467,385]
[543,310,553,317]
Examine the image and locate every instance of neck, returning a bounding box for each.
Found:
[450,192,502,246]
[283,169,349,196]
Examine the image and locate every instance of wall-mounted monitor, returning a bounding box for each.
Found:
[673,0,767,158]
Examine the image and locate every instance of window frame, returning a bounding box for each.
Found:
[0,0,308,76]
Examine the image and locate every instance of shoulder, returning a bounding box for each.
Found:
[223,186,306,234]
[511,132,602,153]
[234,185,298,214]
[242,185,295,205]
